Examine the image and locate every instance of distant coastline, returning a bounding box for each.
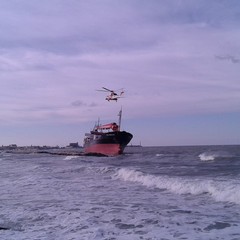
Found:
[0,144,83,156]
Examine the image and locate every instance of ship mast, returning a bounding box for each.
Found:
[118,107,122,131]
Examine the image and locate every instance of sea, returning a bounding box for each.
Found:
[0,145,240,240]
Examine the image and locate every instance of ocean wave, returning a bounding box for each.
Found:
[94,166,115,174]
[198,151,234,161]
[199,153,217,161]
[156,153,164,157]
[113,168,240,205]
[63,156,80,160]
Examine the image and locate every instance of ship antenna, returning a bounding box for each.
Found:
[118,107,122,131]
[93,118,100,131]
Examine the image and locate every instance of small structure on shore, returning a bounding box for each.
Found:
[67,142,80,148]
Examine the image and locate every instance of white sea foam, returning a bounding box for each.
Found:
[199,152,217,161]
[210,181,240,204]
[1,150,239,240]
[63,156,79,160]
[198,151,233,161]
[156,153,164,157]
[113,168,240,205]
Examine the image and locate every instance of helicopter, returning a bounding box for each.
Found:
[97,87,124,102]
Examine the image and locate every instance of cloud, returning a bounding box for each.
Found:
[215,55,240,64]
[71,100,97,108]
[3,0,239,55]
[71,100,86,107]
[0,0,240,126]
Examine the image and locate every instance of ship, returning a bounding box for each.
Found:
[83,109,133,156]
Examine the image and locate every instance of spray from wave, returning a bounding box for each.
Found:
[113,168,240,205]
[64,156,79,160]
[199,153,217,161]
[198,151,234,161]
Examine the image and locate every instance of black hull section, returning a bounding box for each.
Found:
[93,131,132,145]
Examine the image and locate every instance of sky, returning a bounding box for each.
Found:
[0,0,240,147]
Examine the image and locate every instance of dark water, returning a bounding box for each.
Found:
[0,145,240,239]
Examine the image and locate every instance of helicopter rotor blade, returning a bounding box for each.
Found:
[97,89,108,92]
[102,87,113,92]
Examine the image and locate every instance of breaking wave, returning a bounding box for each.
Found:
[113,168,240,205]
[156,153,164,157]
[63,156,79,160]
[198,151,234,161]
[199,153,217,161]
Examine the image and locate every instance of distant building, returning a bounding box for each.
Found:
[0,144,18,150]
[9,144,17,149]
[10,144,17,147]
[68,142,80,148]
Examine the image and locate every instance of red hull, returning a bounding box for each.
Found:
[84,143,122,156]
